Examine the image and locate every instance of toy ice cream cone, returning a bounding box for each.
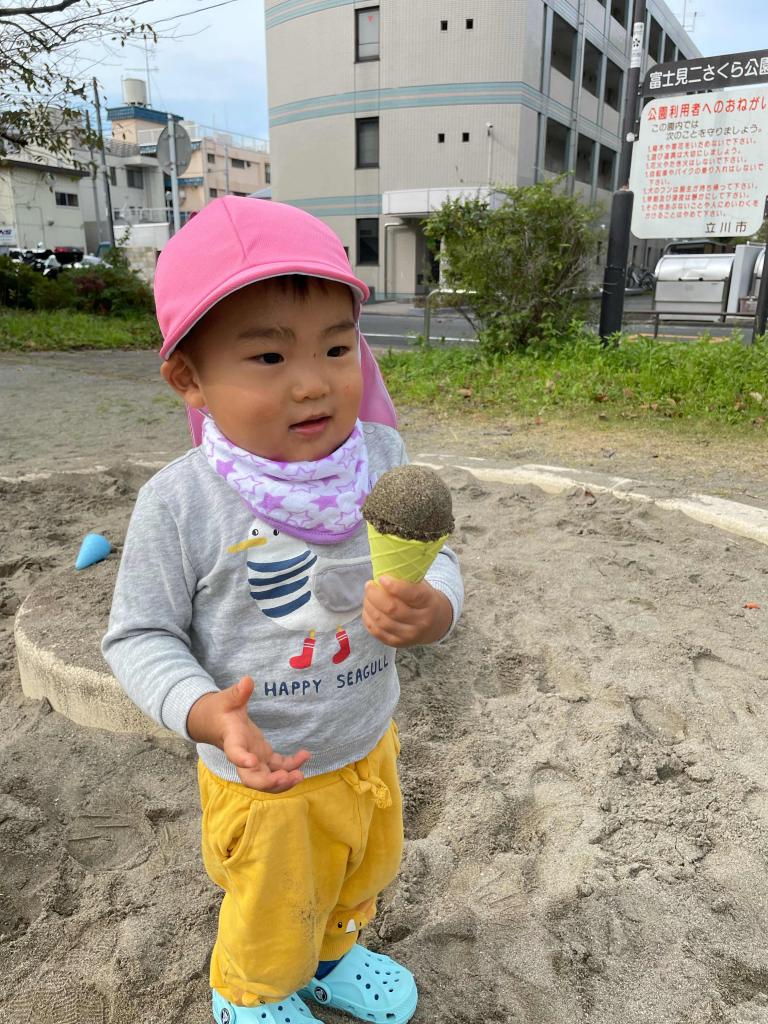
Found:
[363,465,454,583]
[366,524,449,583]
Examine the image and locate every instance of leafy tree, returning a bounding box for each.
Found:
[423,179,601,352]
[0,1,155,158]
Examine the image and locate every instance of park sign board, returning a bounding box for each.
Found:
[645,49,768,98]
[629,84,768,240]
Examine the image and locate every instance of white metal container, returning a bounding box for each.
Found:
[654,253,736,321]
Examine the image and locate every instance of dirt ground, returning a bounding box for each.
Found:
[3,350,768,1024]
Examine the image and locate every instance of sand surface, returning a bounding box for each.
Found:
[3,352,768,1023]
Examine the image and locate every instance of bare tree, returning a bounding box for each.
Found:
[0,1,156,157]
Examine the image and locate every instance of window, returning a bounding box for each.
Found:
[109,166,117,186]
[551,13,577,80]
[466,18,473,29]
[576,134,595,184]
[126,166,143,189]
[356,7,379,61]
[604,59,623,110]
[231,157,246,169]
[356,117,379,168]
[265,163,271,184]
[209,187,218,198]
[611,0,628,27]
[597,146,617,190]
[582,41,602,97]
[544,119,570,173]
[648,18,662,62]
[55,192,79,207]
[438,132,445,143]
[440,20,447,30]
[462,132,470,142]
[207,152,216,165]
[233,191,248,196]
[664,34,676,63]
[357,218,379,265]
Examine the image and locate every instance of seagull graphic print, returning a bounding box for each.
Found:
[228,519,368,669]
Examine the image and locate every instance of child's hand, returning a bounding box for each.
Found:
[187,676,310,793]
[362,576,453,647]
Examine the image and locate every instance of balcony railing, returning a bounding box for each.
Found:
[136,123,268,154]
[114,206,171,224]
[107,139,141,157]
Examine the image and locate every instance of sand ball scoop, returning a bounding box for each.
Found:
[362,465,454,583]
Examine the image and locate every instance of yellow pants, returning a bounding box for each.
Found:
[197,720,403,1007]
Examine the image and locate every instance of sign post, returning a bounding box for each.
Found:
[599,44,768,343]
[157,119,192,234]
[756,211,768,337]
[599,0,646,343]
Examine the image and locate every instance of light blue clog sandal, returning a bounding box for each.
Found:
[212,988,319,1023]
[299,944,418,1024]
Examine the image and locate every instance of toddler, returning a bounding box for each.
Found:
[102,197,463,1024]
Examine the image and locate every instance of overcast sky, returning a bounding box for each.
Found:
[83,0,766,141]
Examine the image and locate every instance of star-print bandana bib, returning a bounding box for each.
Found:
[200,415,370,544]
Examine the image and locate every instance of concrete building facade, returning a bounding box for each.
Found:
[0,147,88,252]
[107,99,270,217]
[265,0,698,299]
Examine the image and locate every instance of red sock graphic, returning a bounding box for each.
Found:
[290,630,316,670]
[332,627,351,665]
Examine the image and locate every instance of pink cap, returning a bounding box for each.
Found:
[153,196,396,443]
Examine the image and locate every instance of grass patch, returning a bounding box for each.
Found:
[378,334,768,431]
[0,309,161,351]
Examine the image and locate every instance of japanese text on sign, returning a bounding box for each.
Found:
[645,50,768,97]
[629,85,768,239]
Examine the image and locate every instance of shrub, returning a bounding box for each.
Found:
[0,256,38,308]
[0,248,154,316]
[422,179,601,353]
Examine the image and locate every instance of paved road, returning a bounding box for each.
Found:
[360,307,476,348]
[361,297,757,346]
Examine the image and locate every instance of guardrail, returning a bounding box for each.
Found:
[422,290,760,345]
[621,308,759,340]
[423,288,477,343]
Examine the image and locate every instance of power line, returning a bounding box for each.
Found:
[149,0,245,26]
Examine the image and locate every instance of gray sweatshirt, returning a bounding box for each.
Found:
[102,422,463,782]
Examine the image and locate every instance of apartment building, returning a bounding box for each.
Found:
[266,0,698,299]
[107,82,270,217]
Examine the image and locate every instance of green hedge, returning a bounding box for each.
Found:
[0,249,154,316]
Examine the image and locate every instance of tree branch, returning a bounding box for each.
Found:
[0,0,81,16]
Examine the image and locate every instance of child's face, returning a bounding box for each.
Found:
[163,279,363,461]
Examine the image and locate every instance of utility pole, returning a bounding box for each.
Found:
[84,110,104,250]
[92,78,116,248]
[599,0,647,342]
